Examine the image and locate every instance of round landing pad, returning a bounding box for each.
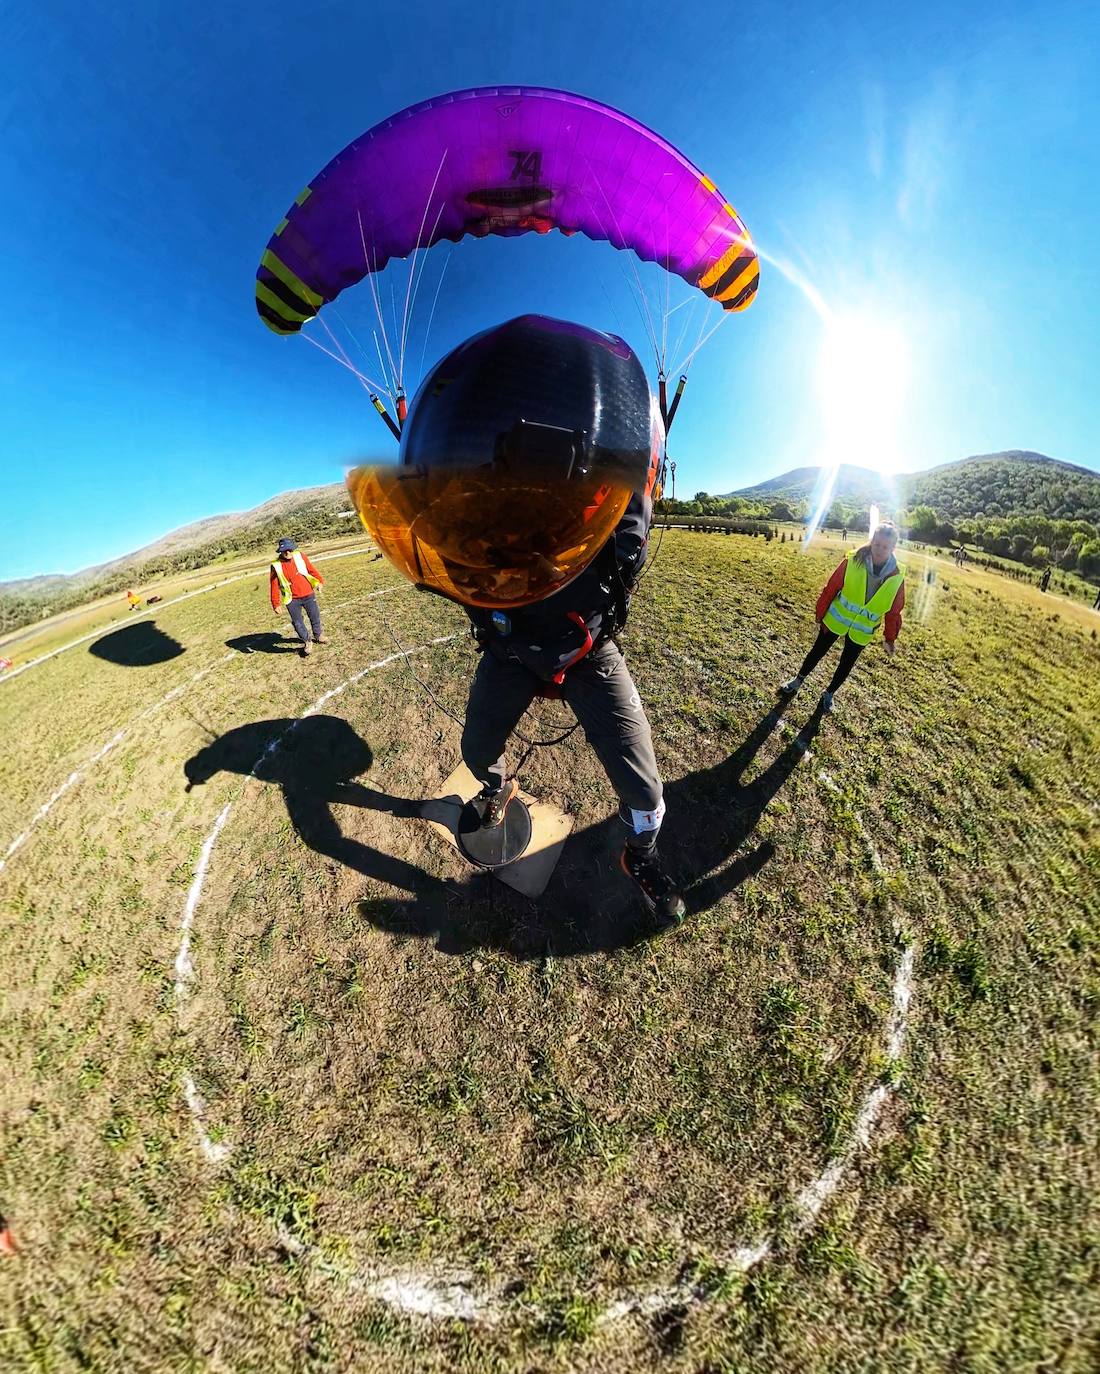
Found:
[456,795,533,869]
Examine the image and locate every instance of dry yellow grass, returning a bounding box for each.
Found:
[1,533,1097,1371]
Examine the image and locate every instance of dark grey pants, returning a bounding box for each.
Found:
[461,640,664,850]
[287,594,322,643]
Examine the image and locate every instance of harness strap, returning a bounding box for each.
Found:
[552,611,594,685]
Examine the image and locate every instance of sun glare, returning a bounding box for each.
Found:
[816,316,910,476]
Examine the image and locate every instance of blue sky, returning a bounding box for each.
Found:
[4,0,1098,578]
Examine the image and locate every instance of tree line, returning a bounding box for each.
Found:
[902,507,1100,577]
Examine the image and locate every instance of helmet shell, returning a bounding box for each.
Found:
[348,315,660,608]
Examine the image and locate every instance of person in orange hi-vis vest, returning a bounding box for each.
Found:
[270,538,328,657]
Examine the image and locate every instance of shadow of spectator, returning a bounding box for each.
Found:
[89,621,185,667]
[226,632,302,655]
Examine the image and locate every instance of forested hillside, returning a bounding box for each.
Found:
[720,451,1100,577]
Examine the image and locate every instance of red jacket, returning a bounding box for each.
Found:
[270,552,324,610]
[816,556,905,642]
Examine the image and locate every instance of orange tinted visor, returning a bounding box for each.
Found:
[346,464,632,608]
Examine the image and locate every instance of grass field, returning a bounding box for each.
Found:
[1,531,1097,1372]
[0,536,371,667]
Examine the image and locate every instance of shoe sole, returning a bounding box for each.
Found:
[482,779,519,828]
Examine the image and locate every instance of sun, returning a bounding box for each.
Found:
[816,315,910,476]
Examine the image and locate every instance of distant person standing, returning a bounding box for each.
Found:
[126,589,141,612]
[1039,566,1052,593]
[270,538,327,657]
[779,522,906,713]
[841,526,848,543]
[1093,585,1100,612]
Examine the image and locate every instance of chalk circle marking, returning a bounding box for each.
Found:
[174,671,916,1328]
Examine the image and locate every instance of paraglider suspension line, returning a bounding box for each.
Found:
[376,604,579,763]
[634,456,675,589]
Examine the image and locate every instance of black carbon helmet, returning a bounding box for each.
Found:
[347,315,660,608]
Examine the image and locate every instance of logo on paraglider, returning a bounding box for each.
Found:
[508,149,542,182]
[466,148,551,223]
[465,185,552,210]
[465,153,554,233]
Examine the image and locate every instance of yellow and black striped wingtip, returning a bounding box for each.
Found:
[256,300,303,334]
[697,239,760,312]
[721,261,760,312]
[694,175,759,313]
[255,247,324,335]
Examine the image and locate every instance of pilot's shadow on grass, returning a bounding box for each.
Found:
[184,715,442,903]
[89,620,185,667]
[183,704,822,959]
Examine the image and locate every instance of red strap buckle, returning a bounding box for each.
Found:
[551,611,594,685]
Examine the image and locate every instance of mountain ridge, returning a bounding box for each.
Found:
[4,483,348,597]
[725,450,1098,502]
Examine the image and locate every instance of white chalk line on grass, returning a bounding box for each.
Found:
[785,717,887,876]
[174,801,235,1165]
[817,765,885,874]
[173,686,918,1328]
[0,585,407,876]
[0,544,378,685]
[0,590,417,1164]
[0,651,236,876]
[278,1228,507,1324]
[357,1269,499,1324]
[173,634,460,1163]
[598,941,916,1327]
[597,711,917,1318]
[174,801,234,1004]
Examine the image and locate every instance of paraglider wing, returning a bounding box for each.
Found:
[255,86,758,335]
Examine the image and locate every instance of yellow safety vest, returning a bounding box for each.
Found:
[823,550,905,645]
[271,551,322,605]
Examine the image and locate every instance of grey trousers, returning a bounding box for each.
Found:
[461,639,665,849]
[287,594,322,643]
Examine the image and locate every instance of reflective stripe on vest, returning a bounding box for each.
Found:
[822,551,905,645]
[271,551,321,604]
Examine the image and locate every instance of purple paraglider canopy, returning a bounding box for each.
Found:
[256,85,758,336]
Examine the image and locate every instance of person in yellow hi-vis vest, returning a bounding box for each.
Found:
[270,538,328,657]
[779,521,906,713]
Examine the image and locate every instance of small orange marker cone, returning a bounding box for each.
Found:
[0,1222,17,1256]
